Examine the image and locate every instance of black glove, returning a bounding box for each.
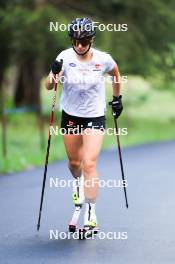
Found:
[109,95,123,118]
[51,59,63,74]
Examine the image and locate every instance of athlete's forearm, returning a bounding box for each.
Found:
[109,64,121,97]
[45,74,54,90]
[45,70,63,90]
[112,79,120,97]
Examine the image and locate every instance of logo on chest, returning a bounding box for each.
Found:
[93,63,102,71]
[69,63,76,67]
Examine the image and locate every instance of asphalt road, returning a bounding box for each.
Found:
[0,141,175,264]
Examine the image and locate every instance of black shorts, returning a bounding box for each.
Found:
[61,110,106,134]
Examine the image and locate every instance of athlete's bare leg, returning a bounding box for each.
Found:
[62,134,85,206]
[62,134,83,178]
[82,128,104,201]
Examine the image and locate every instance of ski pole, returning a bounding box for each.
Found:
[37,76,58,231]
[113,118,128,208]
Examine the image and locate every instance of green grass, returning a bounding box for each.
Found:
[103,117,175,149]
[0,113,66,174]
[0,76,175,174]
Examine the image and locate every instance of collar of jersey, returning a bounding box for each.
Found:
[72,48,95,64]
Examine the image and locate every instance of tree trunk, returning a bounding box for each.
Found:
[14,58,45,149]
[14,58,41,108]
[0,69,7,157]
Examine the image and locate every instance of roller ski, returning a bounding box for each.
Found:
[69,207,99,239]
[78,225,99,240]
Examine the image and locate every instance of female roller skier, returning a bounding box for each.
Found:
[45,17,123,233]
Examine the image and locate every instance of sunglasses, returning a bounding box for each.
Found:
[72,38,92,47]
